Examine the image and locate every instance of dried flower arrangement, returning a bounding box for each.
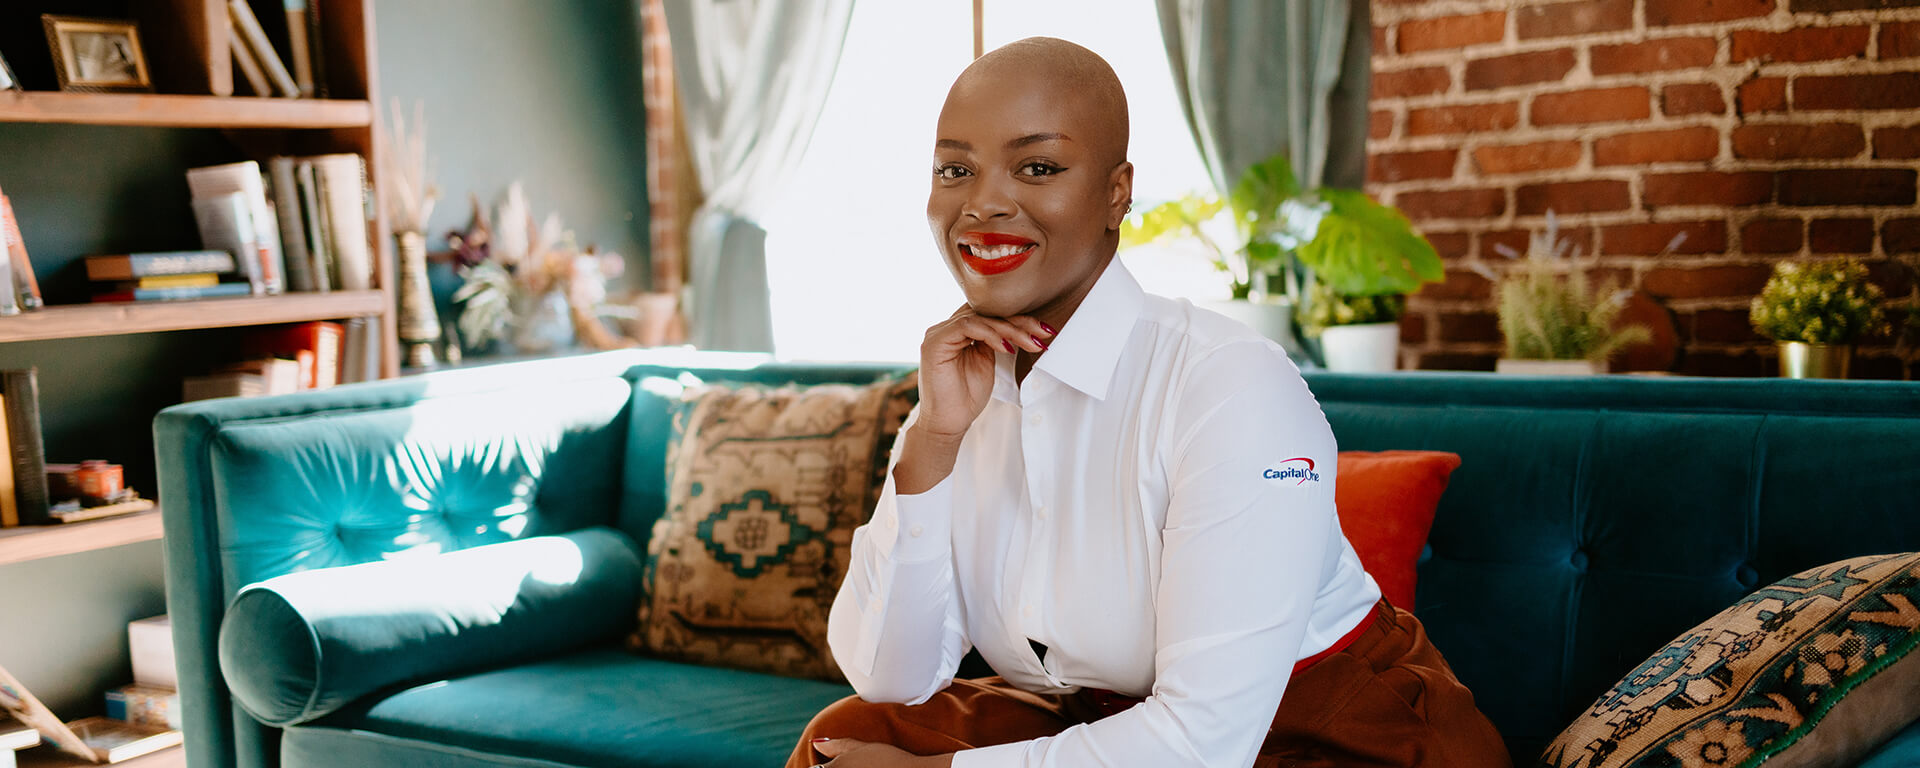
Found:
[446,183,634,355]
[1470,213,1649,363]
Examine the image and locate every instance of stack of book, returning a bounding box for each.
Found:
[3,659,181,765]
[182,320,377,402]
[85,250,245,303]
[229,0,326,99]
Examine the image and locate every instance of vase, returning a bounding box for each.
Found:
[396,231,442,369]
[1320,322,1401,372]
[1776,341,1851,379]
[509,288,576,355]
[1496,358,1606,375]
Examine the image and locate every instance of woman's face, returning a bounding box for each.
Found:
[926,74,1131,321]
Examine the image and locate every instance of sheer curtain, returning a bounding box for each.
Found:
[663,0,855,352]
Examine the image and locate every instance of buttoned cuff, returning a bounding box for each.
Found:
[887,473,954,563]
[951,741,1029,768]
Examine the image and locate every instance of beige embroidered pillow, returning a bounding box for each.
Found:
[631,373,916,681]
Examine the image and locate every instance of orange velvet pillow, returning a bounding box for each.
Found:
[1334,450,1462,609]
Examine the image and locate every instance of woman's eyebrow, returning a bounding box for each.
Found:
[937,139,971,151]
[1008,132,1070,148]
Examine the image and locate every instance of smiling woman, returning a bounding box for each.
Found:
[762,0,1215,362]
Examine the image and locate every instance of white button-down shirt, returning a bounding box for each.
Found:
[828,260,1381,768]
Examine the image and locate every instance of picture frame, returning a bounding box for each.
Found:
[41,15,152,93]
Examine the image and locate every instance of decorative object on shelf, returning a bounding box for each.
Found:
[381,99,442,368]
[0,46,21,91]
[1750,258,1888,380]
[1122,154,1440,371]
[0,188,44,312]
[41,15,151,93]
[448,184,638,359]
[1471,214,1649,375]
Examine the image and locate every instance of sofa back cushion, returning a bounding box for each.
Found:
[1306,372,1920,764]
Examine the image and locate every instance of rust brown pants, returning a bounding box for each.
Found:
[788,600,1511,767]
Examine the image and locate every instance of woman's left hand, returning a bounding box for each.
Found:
[811,738,945,767]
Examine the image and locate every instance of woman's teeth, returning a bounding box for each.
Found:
[968,244,1032,260]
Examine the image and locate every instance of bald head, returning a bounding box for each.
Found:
[944,37,1130,167]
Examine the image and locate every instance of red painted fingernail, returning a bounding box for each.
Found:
[1003,340,1016,353]
[1033,335,1048,349]
[812,737,831,744]
[1040,322,1056,335]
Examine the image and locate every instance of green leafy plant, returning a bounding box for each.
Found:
[1298,280,1405,337]
[1120,154,1442,315]
[1749,258,1888,344]
[1477,215,1649,362]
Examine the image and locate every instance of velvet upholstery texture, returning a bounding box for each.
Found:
[155,354,1920,768]
[220,527,644,726]
[1333,450,1460,608]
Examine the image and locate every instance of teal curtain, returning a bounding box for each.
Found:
[1154,0,1373,193]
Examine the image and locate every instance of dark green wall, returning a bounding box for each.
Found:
[376,0,651,291]
[0,0,649,716]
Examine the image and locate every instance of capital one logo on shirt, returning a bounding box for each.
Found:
[1262,457,1321,485]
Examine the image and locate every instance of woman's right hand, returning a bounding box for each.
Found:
[891,307,1053,495]
[914,306,1054,441]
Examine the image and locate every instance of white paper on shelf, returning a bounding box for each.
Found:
[187,161,285,293]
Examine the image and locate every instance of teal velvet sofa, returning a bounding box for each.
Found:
[155,350,1920,768]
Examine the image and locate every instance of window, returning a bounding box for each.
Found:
[764,0,1218,362]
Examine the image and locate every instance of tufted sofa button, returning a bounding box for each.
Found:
[1737,563,1761,589]
[1569,550,1589,570]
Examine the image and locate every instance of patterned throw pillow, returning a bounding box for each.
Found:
[1541,551,1920,768]
[631,373,917,682]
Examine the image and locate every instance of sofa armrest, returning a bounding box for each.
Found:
[218,526,643,726]
[1858,718,1920,768]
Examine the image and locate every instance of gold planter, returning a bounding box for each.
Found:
[1776,341,1851,379]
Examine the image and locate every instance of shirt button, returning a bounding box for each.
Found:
[909,524,924,537]
[1035,505,1049,519]
[1028,413,1043,426]
[885,516,896,530]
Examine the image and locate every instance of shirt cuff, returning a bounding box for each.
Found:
[951,740,1030,768]
[888,473,954,563]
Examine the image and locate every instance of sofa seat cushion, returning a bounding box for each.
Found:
[307,648,852,768]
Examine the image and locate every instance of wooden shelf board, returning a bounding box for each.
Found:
[0,91,371,129]
[17,743,184,767]
[0,290,388,343]
[0,509,164,568]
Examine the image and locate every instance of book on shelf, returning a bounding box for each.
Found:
[84,251,236,281]
[2,715,40,752]
[268,158,315,291]
[228,27,272,97]
[295,160,333,291]
[0,369,49,527]
[283,0,318,97]
[62,717,182,763]
[113,274,221,291]
[92,282,252,304]
[188,161,286,294]
[308,154,371,290]
[48,496,154,524]
[103,685,178,731]
[0,660,95,764]
[0,192,42,312]
[128,616,176,690]
[230,0,299,98]
[183,357,301,401]
[0,394,14,528]
[245,322,341,390]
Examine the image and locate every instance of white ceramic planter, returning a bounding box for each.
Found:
[1495,358,1606,375]
[1199,298,1294,345]
[1320,322,1401,372]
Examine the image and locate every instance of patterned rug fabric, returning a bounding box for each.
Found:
[631,373,917,682]
[1540,551,1920,768]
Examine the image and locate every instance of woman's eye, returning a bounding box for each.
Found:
[935,165,971,180]
[1019,162,1064,177]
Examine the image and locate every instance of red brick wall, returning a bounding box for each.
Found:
[1369,0,1920,377]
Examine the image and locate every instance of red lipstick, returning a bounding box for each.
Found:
[958,232,1037,276]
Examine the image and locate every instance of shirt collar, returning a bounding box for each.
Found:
[1031,258,1144,401]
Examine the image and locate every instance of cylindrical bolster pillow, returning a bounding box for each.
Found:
[219,526,643,726]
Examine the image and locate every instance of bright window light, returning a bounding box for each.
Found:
[764,0,1222,363]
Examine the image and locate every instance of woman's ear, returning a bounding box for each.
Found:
[1107,161,1135,230]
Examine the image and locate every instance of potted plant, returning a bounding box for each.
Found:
[1749,258,1887,379]
[1121,155,1441,371]
[1477,215,1648,375]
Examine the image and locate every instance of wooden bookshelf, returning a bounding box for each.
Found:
[0,91,372,129]
[0,509,164,567]
[18,744,184,767]
[0,291,388,343]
